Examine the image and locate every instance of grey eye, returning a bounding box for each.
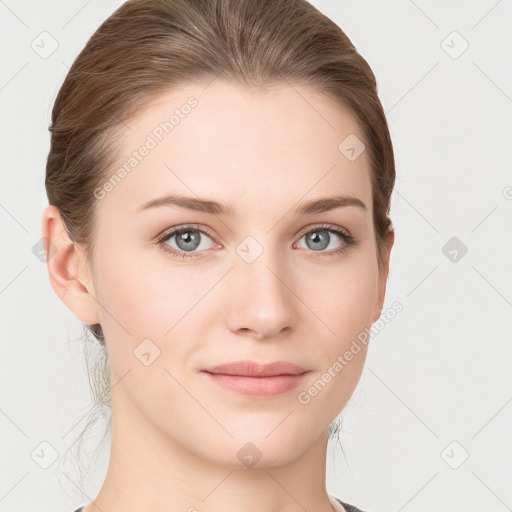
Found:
[163,229,214,253]
[297,229,343,252]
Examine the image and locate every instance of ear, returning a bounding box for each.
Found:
[372,226,395,323]
[41,204,100,326]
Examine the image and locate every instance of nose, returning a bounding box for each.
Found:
[224,247,297,340]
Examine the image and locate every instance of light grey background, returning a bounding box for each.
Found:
[1,1,511,511]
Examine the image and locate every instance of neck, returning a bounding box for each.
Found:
[85,394,337,512]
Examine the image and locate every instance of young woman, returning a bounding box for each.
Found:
[42,1,395,511]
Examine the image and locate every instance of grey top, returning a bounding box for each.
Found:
[333,495,366,512]
[73,497,366,512]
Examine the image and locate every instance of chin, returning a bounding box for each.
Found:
[203,427,315,469]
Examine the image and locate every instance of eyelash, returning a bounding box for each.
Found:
[156,223,357,260]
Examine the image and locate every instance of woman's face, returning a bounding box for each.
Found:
[80,80,391,467]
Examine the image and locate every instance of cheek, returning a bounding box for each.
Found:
[326,272,376,336]
[92,245,218,368]
[91,248,197,395]
[93,242,176,325]
[94,254,155,331]
[298,254,379,343]
[293,262,376,418]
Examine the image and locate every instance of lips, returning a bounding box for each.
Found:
[202,360,308,377]
[201,360,309,397]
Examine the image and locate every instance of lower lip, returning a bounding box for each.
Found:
[203,371,309,397]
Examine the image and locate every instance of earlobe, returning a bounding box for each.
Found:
[41,204,100,326]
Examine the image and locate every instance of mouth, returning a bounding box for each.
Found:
[201,360,310,397]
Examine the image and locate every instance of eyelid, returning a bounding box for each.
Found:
[295,222,352,239]
[155,223,217,244]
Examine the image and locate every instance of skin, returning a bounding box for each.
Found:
[43,79,394,512]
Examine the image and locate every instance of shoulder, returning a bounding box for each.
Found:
[331,494,369,512]
[338,503,367,512]
[74,499,366,512]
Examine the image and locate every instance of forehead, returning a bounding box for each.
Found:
[98,80,372,218]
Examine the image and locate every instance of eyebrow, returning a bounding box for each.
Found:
[135,194,367,216]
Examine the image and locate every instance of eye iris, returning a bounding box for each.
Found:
[176,230,201,251]
[306,230,330,251]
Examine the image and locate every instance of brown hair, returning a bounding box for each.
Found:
[46,0,395,486]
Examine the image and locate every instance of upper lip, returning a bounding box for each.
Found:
[203,360,308,377]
